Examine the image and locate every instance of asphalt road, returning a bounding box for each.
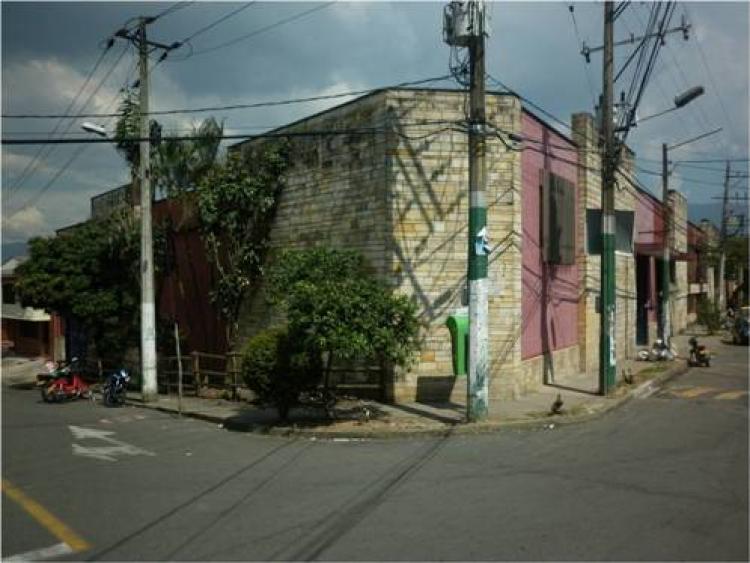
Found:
[2,337,747,561]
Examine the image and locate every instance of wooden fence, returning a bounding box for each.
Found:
[89,351,384,401]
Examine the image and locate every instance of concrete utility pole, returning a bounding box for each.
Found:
[599,1,617,395]
[466,5,489,422]
[443,0,490,421]
[716,161,731,308]
[661,143,672,345]
[138,18,158,402]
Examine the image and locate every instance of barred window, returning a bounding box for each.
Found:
[541,170,576,265]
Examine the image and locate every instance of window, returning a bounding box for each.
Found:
[586,209,635,254]
[2,283,15,305]
[541,170,575,265]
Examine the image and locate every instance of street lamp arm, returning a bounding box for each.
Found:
[667,127,722,151]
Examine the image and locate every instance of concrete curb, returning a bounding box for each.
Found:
[124,360,691,440]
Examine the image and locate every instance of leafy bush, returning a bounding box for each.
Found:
[240,327,321,420]
[696,297,722,334]
[267,247,421,389]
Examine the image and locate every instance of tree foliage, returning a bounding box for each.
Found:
[114,88,143,168]
[14,212,142,360]
[152,117,223,198]
[267,247,421,388]
[195,144,289,348]
[240,327,322,420]
[725,236,748,280]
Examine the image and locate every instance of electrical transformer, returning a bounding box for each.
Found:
[443,1,490,47]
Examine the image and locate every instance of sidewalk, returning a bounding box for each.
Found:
[125,333,699,438]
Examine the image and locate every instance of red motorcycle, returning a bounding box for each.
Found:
[38,358,93,403]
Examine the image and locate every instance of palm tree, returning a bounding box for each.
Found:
[152,118,223,198]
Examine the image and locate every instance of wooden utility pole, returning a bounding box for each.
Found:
[599,1,617,395]
[716,161,731,308]
[661,143,672,345]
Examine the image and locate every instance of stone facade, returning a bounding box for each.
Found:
[571,113,638,379]
[669,190,689,335]
[232,89,690,405]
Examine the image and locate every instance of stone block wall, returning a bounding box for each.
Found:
[384,90,524,403]
[669,190,689,334]
[571,113,638,379]
[235,92,392,341]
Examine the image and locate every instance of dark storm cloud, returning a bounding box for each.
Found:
[2,1,748,243]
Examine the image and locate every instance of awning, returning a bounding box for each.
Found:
[634,243,689,260]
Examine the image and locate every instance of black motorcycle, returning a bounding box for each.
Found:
[102,369,130,407]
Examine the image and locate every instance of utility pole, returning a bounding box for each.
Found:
[716,161,731,308]
[137,18,158,402]
[443,1,490,421]
[661,142,671,345]
[599,1,617,395]
[466,4,489,422]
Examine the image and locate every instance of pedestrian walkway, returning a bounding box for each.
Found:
[124,332,706,438]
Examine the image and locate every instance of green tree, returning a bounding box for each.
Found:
[114,87,142,168]
[195,144,289,349]
[240,327,322,420]
[151,117,223,198]
[14,212,141,361]
[268,247,421,391]
[725,236,748,280]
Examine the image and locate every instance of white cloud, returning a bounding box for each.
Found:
[2,56,130,118]
[2,206,51,242]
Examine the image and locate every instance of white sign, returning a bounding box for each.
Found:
[69,425,155,462]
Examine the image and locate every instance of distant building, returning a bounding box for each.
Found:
[1,257,64,359]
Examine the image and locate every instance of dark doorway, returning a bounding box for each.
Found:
[655,258,665,338]
[636,255,650,345]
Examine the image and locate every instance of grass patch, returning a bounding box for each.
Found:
[636,364,669,377]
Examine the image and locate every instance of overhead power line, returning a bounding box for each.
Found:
[173,2,256,48]
[5,51,137,215]
[566,4,597,108]
[1,75,452,120]
[186,1,336,58]
[675,158,749,164]
[485,73,573,134]
[4,44,130,208]
[4,43,114,200]
[152,1,195,22]
[682,4,738,148]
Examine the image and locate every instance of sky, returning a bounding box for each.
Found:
[2,1,748,250]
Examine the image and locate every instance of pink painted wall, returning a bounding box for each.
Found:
[634,189,666,322]
[520,112,579,360]
[634,188,665,248]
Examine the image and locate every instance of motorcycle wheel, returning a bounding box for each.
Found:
[102,385,114,407]
[41,386,55,403]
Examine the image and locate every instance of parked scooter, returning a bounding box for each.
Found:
[38,358,93,403]
[688,337,711,367]
[102,369,130,407]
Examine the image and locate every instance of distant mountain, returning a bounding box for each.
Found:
[1,242,28,263]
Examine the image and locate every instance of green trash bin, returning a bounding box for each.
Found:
[445,314,469,376]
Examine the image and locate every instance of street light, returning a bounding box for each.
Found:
[81,122,108,137]
[659,93,722,348]
[637,85,705,125]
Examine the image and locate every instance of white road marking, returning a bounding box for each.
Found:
[5,541,73,561]
[68,425,155,462]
